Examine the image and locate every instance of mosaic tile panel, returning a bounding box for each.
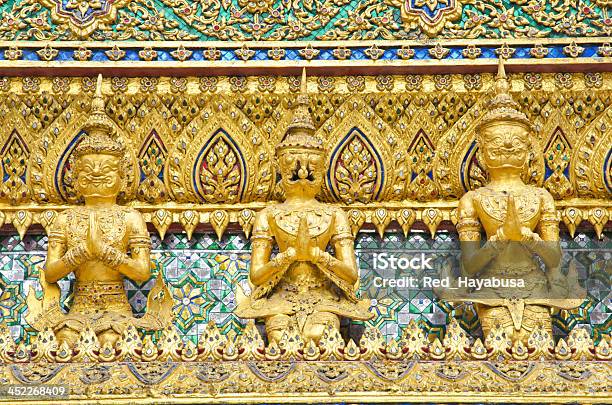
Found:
[0,0,609,41]
[0,230,609,342]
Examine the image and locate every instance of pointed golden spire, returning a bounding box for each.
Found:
[494,55,510,97]
[497,55,506,78]
[91,73,106,114]
[286,67,315,133]
[300,66,307,94]
[75,74,124,158]
[477,56,531,130]
[276,67,323,155]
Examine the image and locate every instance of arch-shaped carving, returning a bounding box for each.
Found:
[54,130,85,202]
[0,106,33,204]
[133,109,171,203]
[539,110,576,199]
[572,104,612,198]
[321,100,405,203]
[137,129,169,203]
[406,129,439,201]
[543,126,573,199]
[327,126,384,204]
[165,99,274,203]
[194,128,245,203]
[605,149,612,196]
[461,140,489,192]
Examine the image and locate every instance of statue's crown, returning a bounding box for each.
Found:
[74,74,124,159]
[478,57,532,130]
[276,68,324,155]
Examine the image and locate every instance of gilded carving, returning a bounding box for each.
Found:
[329,128,383,204]
[235,70,373,343]
[0,130,30,204]
[165,101,274,204]
[407,129,439,201]
[446,59,586,344]
[0,73,603,240]
[0,0,609,41]
[573,104,612,199]
[137,130,168,203]
[543,127,574,199]
[25,76,173,347]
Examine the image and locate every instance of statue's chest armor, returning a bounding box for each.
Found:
[477,189,540,224]
[270,208,334,243]
[66,207,127,250]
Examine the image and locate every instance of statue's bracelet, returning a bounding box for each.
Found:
[315,251,333,267]
[63,245,88,269]
[103,246,127,267]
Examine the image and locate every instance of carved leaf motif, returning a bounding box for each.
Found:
[137,130,168,204]
[466,146,489,191]
[197,130,243,204]
[407,130,439,201]
[331,129,381,204]
[543,127,573,199]
[0,130,30,204]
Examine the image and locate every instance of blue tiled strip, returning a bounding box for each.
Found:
[2,43,609,64]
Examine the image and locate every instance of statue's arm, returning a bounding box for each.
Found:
[530,191,562,269]
[457,193,496,276]
[109,211,152,283]
[320,209,358,285]
[249,211,293,286]
[45,213,84,283]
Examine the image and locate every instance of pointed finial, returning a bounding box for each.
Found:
[497,55,506,80]
[91,74,106,114]
[76,73,123,158]
[95,73,103,97]
[275,67,322,155]
[301,67,307,95]
[494,55,510,96]
[476,54,531,132]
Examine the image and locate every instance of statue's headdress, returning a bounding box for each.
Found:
[477,57,532,131]
[74,74,124,159]
[275,68,324,156]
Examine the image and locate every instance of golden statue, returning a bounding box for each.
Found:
[236,69,373,343]
[26,75,172,347]
[450,58,584,343]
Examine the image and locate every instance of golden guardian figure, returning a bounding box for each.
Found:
[26,75,172,347]
[236,69,373,343]
[453,58,584,343]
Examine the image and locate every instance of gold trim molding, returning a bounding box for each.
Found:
[0,321,610,404]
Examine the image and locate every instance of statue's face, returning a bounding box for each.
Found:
[278,147,324,199]
[480,121,530,173]
[75,153,122,199]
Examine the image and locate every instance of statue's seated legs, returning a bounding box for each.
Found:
[265,311,340,343]
[55,327,79,347]
[265,314,292,343]
[479,304,552,343]
[303,311,339,343]
[98,329,121,347]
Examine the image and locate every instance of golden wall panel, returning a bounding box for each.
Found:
[0,73,610,238]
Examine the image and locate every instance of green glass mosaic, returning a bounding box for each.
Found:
[0,230,609,342]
